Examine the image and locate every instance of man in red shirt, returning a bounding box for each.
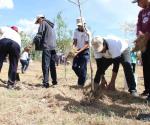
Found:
[133,0,150,100]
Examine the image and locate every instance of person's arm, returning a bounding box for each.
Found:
[137,10,143,36]
[110,71,117,84]
[76,42,89,55]
[73,39,77,47]
[75,32,89,56]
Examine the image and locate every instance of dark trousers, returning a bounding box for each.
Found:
[94,48,136,92]
[131,63,136,73]
[72,53,89,86]
[0,38,20,84]
[94,58,113,84]
[121,48,136,92]
[142,41,150,94]
[42,50,57,85]
[20,59,29,73]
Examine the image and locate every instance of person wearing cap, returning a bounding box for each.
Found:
[132,0,150,99]
[92,36,138,97]
[72,17,90,87]
[0,26,21,89]
[93,43,120,91]
[32,14,57,88]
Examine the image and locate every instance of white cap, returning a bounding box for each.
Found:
[76,17,85,26]
[92,36,104,52]
[35,14,45,24]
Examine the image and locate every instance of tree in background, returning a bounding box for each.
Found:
[120,21,136,46]
[20,31,42,60]
[55,11,72,54]
[20,12,73,61]
[20,31,31,50]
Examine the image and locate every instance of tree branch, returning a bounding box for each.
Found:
[67,0,79,6]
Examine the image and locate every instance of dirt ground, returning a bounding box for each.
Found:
[0,61,150,125]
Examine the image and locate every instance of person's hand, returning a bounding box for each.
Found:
[138,31,144,36]
[74,50,80,57]
[133,34,147,52]
[144,32,150,41]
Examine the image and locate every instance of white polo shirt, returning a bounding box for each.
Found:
[94,50,112,59]
[0,26,21,47]
[93,38,128,59]
[106,38,128,58]
[73,29,89,49]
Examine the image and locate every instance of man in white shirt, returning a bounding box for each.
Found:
[92,36,138,97]
[72,17,90,87]
[0,26,21,89]
[93,49,119,91]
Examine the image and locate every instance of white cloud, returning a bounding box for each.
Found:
[17,19,38,36]
[0,0,14,9]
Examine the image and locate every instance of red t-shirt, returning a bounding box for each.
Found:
[137,7,150,35]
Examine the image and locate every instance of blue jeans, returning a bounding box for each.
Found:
[72,52,89,86]
[42,50,57,85]
[20,59,29,73]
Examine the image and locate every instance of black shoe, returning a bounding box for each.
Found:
[42,83,49,88]
[141,91,149,96]
[7,80,15,89]
[52,81,57,86]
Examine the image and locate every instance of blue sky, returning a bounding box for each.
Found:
[0,0,141,39]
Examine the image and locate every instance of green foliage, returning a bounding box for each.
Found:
[55,11,73,54]
[20,31,31,50]
[20,31,42,60]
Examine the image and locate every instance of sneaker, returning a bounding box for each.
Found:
[141,91,149,96]
[131,91,139,97]
[7,84,15,90]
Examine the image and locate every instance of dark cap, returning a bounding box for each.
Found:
[132,0,138,3]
